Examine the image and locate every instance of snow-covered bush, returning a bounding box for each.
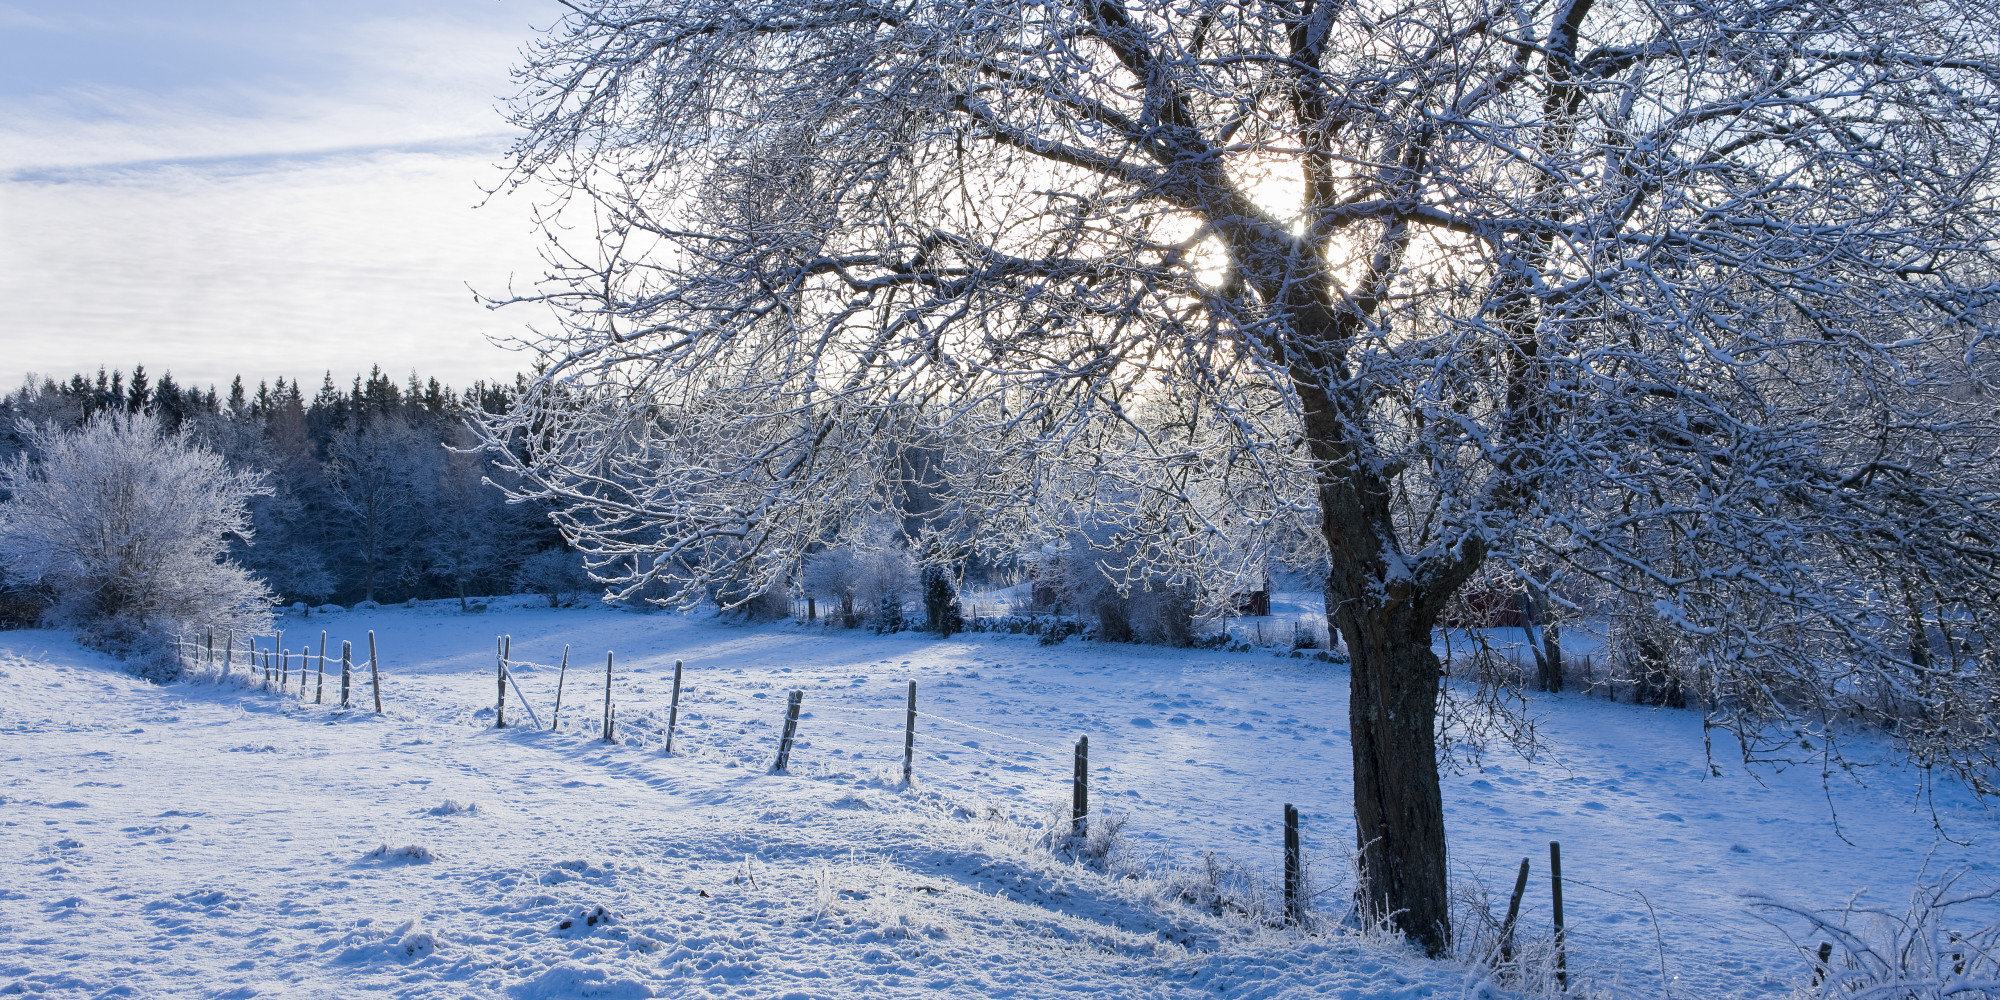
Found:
[514,548,595,607]
[802,537,916,629]
[0,413,272,673]
[1754,872,2000,1000]
[920,564,964,636]
[873,592,906,633]
[733,583,792,620]
[1043,545,1202,647]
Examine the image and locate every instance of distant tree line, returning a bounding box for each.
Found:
[0,365,569,610]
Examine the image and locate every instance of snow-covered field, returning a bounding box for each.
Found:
[3,600,1996,998]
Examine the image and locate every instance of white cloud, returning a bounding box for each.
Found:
[0,0,571,390]
[0,145,552,393]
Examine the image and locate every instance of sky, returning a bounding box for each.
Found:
[0,0,562,395]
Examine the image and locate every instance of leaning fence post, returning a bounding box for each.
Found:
[773,690,803,770]
[368,630,382,713]
[1550,841,1568,990]
[1284,804,1303,924]
[601,651,616,742]
[316,632,327,704]
[499,645,542,730]
[340,641,353,709]
[665,659,684,753]
[1072,736,1089,836]
[1500,857,1531,964]
[902,680,918,784]
[551,645,569,730]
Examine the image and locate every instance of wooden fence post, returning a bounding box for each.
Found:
[902,680,917,784]
[223,630,234,678]
[274,629,283,687]
[340,641,352,708]
[206,629,214,671]
[551,645,569,730]
[368,630,382,713]
[1284,804,1302,924]
[1550,841,1568,990]
[773,690,803,770]
[495,635,508,728]
[1072,736,1089,836]
[1500,857,1531,964]
[665,659,684,753]
[280,649,289,692]
[601,652,615,742]
[316,632,327,704]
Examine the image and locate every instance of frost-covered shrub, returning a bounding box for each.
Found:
[873,593,906,633]
[1132,584,1197,647]
[514,548,594,608]
[0,413,272,672]
[1044,548,1200,647]
[736,584,792,620]
[1753,872,2000,1000]
[0,573,52,630]
[921,564,963,636]
[803,537,916,628]
[967,612,1085,640]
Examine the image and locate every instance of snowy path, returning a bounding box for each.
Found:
[5,602,1998,997]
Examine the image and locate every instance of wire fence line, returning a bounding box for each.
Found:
[172,626,387,712]
[181,631,1641,984]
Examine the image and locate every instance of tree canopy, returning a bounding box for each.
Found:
[488,0,2000,952]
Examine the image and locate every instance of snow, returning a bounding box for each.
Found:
[3,599,1996,998]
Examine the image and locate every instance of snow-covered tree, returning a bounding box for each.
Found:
[324,417,427,604]
[801,525,919,628]
[484,0,2000,950]
[513,547,595,607]
[0,413,273,670]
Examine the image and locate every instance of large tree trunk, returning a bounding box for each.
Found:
[1334,593,1452,956]
[1521,585,1564,693]
[1291,301,1463,957]
[1541,622,1564,693]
